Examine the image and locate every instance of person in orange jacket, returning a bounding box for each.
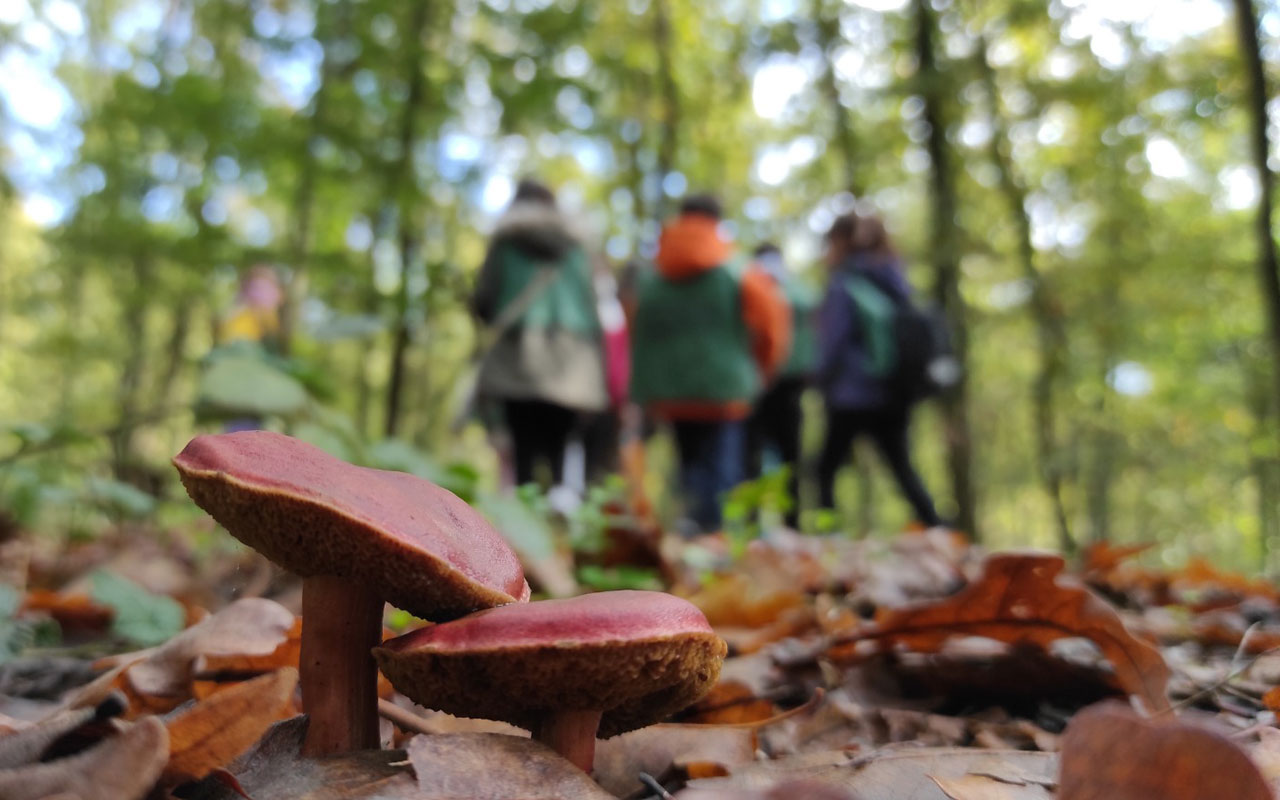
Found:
[630,194,790,532]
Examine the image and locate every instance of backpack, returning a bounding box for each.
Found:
[844,274,958,404]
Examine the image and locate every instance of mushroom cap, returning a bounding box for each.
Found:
[173,431,530,620]
[373,590,727,737]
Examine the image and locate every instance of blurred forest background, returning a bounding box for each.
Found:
[1,0,1278,569]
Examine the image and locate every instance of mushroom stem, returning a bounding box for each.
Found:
[533,709,603,773]
[300,575,384,755]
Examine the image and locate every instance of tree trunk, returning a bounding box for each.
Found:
[112,258,153,478]
[914,0,977,537]
[1235,0,1280,564]
[976,39,1073,553]
[383,2,430,438]
[1236,0,1280,416]
[652,0,679,224]
[812,0,860,196]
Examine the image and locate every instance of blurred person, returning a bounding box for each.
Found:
[630,194,790,533]
[213,265,285,433]
[471,179,608,493]
[220,265,284,354]
[745,242,819,528]
[580,265,632,484]
[815,212,942,528]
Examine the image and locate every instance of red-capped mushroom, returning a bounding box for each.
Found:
[373,590,727,771]
[172,431,529,756]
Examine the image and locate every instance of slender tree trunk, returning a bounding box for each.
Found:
[383,2,430,438]
[976,40,1073,553]
[914,0,977,537]
[1236,0,1280,421]
[1235,0,1280,565]
[652,0,679,223]
[812,0,860,196]
[113,258,153,477]
[155,299,194,415]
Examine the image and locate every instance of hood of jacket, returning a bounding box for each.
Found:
[655,215,732,280]
[491,201,580,261]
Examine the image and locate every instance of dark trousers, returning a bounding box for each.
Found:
[817,406,941,527]
[746,377,806,527]
[581,411,621,484]
[672,419,745,532]
[504,399,577,486]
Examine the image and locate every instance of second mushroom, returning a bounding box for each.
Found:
[374,590,727,771]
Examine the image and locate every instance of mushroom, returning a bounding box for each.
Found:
[172,431,529,756]
[373,589,727,772]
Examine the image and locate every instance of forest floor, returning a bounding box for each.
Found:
[2,524,1279,799]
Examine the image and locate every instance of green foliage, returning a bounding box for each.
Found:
[723,468,795,558]
[575,564,664,592]
[81,477,156,520]
[0,584,60,664]
[568,475,630,555]
[475,486,558,563]
[89,571,185,648]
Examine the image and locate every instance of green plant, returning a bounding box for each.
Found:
[722,467,794,558]
[0,585,60,663]
[568,475,630,555]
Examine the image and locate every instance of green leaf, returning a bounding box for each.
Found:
[89,571,185,647]
[0,584,60,664]
[196,355,310,420]
[82,477,156,518]
[475,491,558,562]
[575,565,663,592]
[290,421,358,463]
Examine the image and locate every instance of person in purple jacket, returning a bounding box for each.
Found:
[815,212,942,527]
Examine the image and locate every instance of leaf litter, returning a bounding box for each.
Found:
[3,526,1280,797]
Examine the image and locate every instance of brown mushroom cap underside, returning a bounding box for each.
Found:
[374,632,726,737]
[174,433,530,620]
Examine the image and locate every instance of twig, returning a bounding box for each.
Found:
[637,772,673,799]
[378,698,435,736]
[1160,643,1280,717]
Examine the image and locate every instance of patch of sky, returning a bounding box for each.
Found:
[751,56,808,120]
[1145,137,1189,179]
[1108,361,1153,397]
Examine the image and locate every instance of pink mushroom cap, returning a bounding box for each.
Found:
[374,590,727,737]
[173,431,530,619]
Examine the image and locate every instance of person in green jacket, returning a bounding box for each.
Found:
[472,179,608,489]
[745,242,819,528]
[630,195,791,532]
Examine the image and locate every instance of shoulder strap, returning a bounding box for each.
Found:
[481,266,559,349]
[844,274,897,377]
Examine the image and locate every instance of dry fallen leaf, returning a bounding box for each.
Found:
[683,680,777,724]
[180,715,420,799]
[1059,702,1271,800]
[20,589,114,634]
[0,693,124,769]
[163,667,299,784]
[593,723,757,796]
[683,747,1057,799]
[931,773,1055,800]
[0,716,169,800]
[678,778,855,799]
[1081,542,1153,576]
[407,733,615,799]
[831,552,1172,713]
[686,573,808,629]
[194,616,303,676]
[123,597,295,708]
